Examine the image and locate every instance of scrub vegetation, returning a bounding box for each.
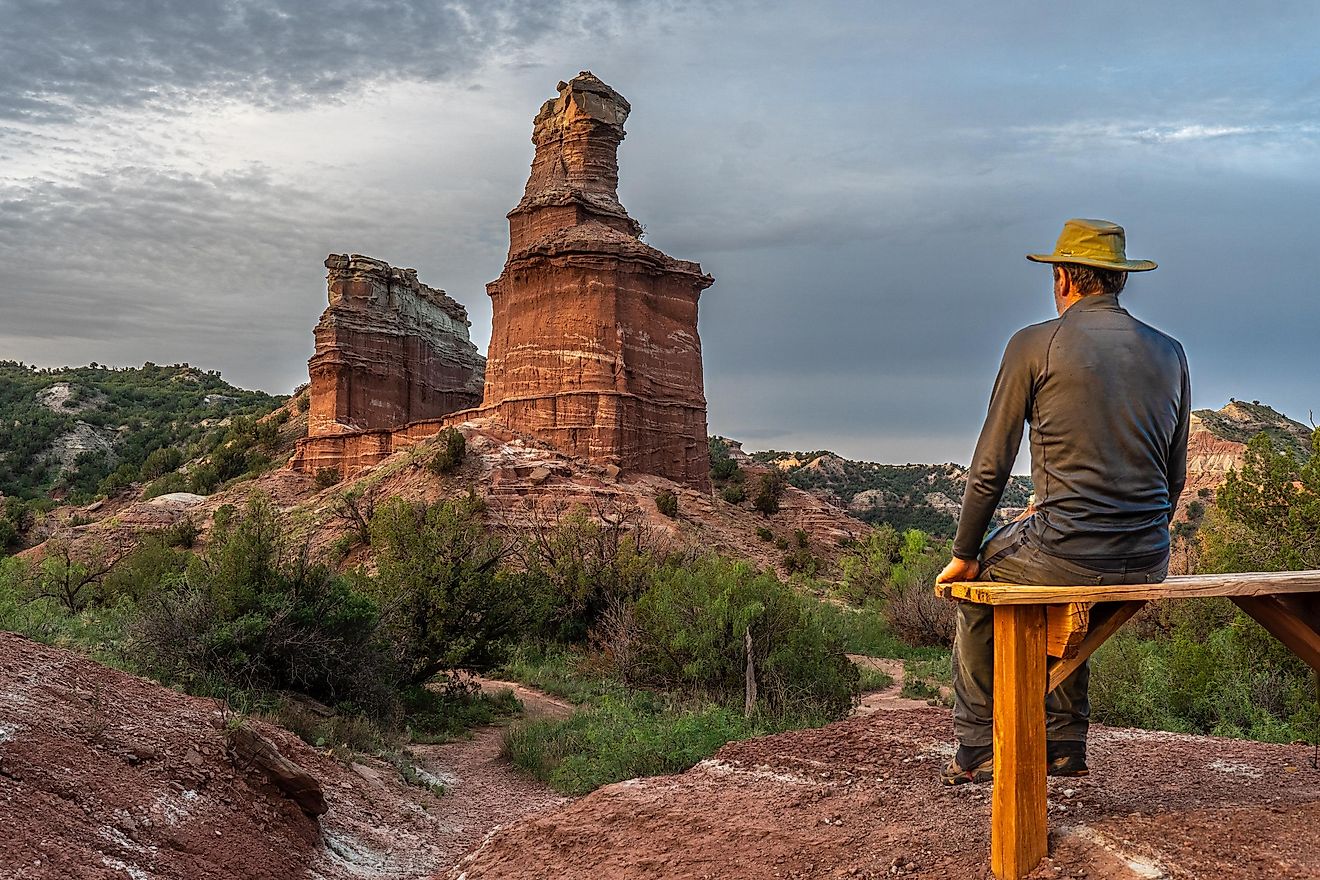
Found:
[0,362,286,539]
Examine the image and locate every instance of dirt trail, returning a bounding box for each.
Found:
[849,655,928,714]
[397,678,570,873]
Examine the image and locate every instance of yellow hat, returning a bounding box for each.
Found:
[1027,218,1157,272]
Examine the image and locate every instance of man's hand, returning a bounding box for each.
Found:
[936,556,981,585]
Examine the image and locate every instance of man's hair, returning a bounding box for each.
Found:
[1055,263,1128,296]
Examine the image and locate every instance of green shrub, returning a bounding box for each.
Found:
[751,470,786,516]
[140,447,183,480]
[709,437,741,483]
[813,599,947,660]
[857,665,894,691]
[654,489,678,518]
[315,468,340,489]
[502,692,803,795]
[1090,601,1320,742]
[782,546,822,576]
[402,676,521,743]
[721,483,746,504]
[368,496,518,684]
[632,556,857,717]
[901,677,944,702]
[134,494,393,712]
[187,464,220,495]
[837,527,953,647]
[143,471,188,499]
[100,536,189,603]
[98,462,139,496]
[515,506,657,642]
[428,428,467,476]
[0,518,18,555]
[270,701,389,753]
[0,557,135,665]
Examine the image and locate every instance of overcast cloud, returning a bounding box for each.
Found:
[2,0,1317,464]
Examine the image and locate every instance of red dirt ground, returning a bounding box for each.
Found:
[442,705,1320,880]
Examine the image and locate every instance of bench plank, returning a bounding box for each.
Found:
[938,569,1320,606]
[991,605,1049,880]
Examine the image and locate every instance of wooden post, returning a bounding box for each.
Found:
[992,605,1049,880]
[744,625,758,717]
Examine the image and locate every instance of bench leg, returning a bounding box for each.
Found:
[992,604,1049,880]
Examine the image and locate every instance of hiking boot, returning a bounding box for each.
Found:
[1047,740,1090,777]
[941,744,993,786]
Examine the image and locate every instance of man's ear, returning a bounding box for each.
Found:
[1053,266,1069,298]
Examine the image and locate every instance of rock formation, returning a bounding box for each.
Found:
[307,254,484,435]
[292,254,485,476]
[479,72,715,491]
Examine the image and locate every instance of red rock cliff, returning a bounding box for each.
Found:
[481,72,715,490]
[307,254,484,436]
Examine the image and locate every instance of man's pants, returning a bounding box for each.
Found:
[952,517,1169,747]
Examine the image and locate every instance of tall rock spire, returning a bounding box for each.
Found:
[481,72,715,490]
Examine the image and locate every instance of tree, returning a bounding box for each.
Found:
[752,470,786,516]
[32,540,127,611]
[1200,429,1320,573]
[369,496,518,684]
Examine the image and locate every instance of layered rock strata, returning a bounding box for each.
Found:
[1181,400,1313,508]
[291,254,485,476]
[479,72,715,491]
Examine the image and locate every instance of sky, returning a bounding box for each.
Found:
[2,0,1318,464]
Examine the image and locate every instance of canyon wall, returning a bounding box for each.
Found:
[479,72,715,491]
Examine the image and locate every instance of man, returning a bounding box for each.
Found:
[936,218,1190,785]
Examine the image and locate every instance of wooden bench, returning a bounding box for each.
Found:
[935,570,1320,880]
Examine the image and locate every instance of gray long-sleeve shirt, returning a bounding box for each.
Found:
[953,293,1190,563]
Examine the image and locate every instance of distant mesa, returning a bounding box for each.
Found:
[1182,399,1313,507]
[292,73,714,489]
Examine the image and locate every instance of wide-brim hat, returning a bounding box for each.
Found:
[1027,218,1157,272]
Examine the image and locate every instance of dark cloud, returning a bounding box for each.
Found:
[2,0,1317,464]
[0,0,631,122]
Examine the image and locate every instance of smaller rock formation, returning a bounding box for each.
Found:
[292,255,485,476]
[308,254,484,435]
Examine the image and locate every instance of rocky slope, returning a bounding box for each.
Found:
[0,632,566,880]
[0,362,284,502]
[23,416,870,578]
[750,399,1314,535]
[749,448,1032,537]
